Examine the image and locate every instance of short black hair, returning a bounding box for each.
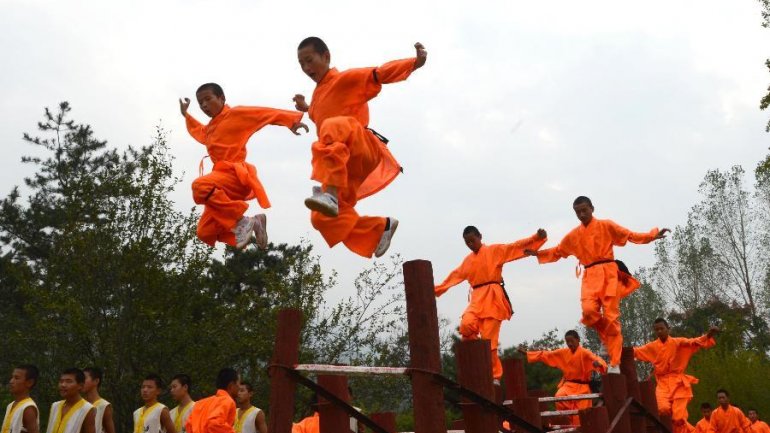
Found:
[16,364,39,389]
[62,368,86,384]
[215,368,239,390]
[564,330,580,341]
[144,373,163,389]
[716,388,729,397]
[241,381,253,393]
[196,83,225,99]
[463,226,481,237]
[654,318,670,328]
[748,408,758,414]
[298,37,329,54]
[700,402,712,410]
[171,374,191,391]
[573,196,593,208]
[83,367,103,387]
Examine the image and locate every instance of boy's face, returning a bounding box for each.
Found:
[58,374,82,398]
[717,392,729,407]
[196,89,226,118]
[83,372,98,393]
[141,380,160,402]
[653,322,670,340]
[463,232,482,253]
[573,202,594,225]
[748,411,758,422]
[297,46,331,83]
[701,407,712,419]
[565,335,580,351]
[236,385,252,405]
[9,369,31,395]
[169,379,187,402]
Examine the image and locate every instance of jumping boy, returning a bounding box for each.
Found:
[82,368,114,433]
[2,365,39,433]
[633,319,718,433]
[518,330,606,426]
[293,37,427,258]
[46,368,95,433]
[435,226,547,382]
[180,84,308,249]
[525,196,669,372]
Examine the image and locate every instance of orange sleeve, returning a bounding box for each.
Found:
[435,264,466,297]
[232,106,304,132]
[536,244,570,264]
[185,113,207,144]
[678,334,716,350]
[495,233,548,265]
[740,411,753,433]
[374,58,417,84]
[606,220,659,246]
[527,349,564,369]
[633,342,657,363]
[587,350,608,373]
[205,401,235,433]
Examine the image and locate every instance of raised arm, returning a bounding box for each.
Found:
[232,106,306,135]
[633,342,657,363]
[525,348,563,368]
[184,112,207,144]
[495,230,547,264]
[434,264,466,297]
[606,220,668,246]
[679,327,718,349]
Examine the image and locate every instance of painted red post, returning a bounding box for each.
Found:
[579,407,610,433]
[620,347,645,433]
[403,260,446,433]
[317,374,350,433]
[370,413,396,433]
[509,398,542,429]
[456,339,498,433]
[602,373,632,433]
[268,309,303,433]
[640,380,663,432]
[502,358,527,399]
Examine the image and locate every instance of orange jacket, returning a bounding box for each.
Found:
[186,105,303,208]
[435,233,546,320]
[750,421,770,433]
[185,390,236,433]
[291,413,319,433]
[694,418,712,433]
[527,346,607,387]
[537,218,658,298]
[634,334,715,399]
[710,405,752,433]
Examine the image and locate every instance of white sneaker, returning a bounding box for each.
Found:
[607,365,620,374]
[374,217,399,258]
[304,188,338,217]
[493,379,501,386]
[253,214,268,250]
[232,216,256,249]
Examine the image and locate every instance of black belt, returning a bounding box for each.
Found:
[584,259,632,275]
[584,259,614,269]
[366,127,389,144]
[471,280,513,315]
[564,379,590,385]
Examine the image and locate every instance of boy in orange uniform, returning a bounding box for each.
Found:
[694,404,714,433]
[186,368,239,433]
[748,410,770,433]
[633,319,718,433]
[435,226,547,382]
[180,84,308,249]
[518,330,606,426]
[293,37,427,258]
[710,389,751,433]
[525,196,669,372]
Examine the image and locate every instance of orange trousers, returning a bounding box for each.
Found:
[459,312,503,379]
[581,294,622,365]
[655,376,693,433]
[310,116,387,258]
[556,382,592,426]
[192,169,251,247]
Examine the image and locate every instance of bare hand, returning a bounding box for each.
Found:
[414,42,427,69]
[517,345,527,355]
[293,94,309,112]
[524,249,538,257]
[179,98,191,116]
[291,122,309,136]
[655,228,671,240]
[537,228,547,239]
[707,325,720,338]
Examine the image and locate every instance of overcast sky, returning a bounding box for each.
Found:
[2,0,769,350]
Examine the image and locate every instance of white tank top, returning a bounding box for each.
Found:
[133,403,166,433]
[46,400,93,433]
[168,402,194,433]
[2,398,38,433]
[234,407,262,433]
[90,399,110,433]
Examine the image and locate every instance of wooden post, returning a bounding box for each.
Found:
[370,413,396,433]
[502,358,527,399]
[456,339,498,433]
[317,375,350,433]
[640,380,662,432]
[602,373,632,433]
[620,347,645,433]
[508,398,542,430]
[268,309,303,433]
[579,407,610,433]
[404,260,446,433]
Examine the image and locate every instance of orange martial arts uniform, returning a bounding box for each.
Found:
[634,334,716,433]
[186,105,303,246]
[694,418,712,433]
[436,233,547,379]
[291,413,319,433]
[185,390,236,433]
[537,219,659,366]
[750,421,770,433]
[527,346,607,426]
[710,405,752,433]
[307,58,416,257]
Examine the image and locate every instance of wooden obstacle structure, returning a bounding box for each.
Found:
[266,259,674,433]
